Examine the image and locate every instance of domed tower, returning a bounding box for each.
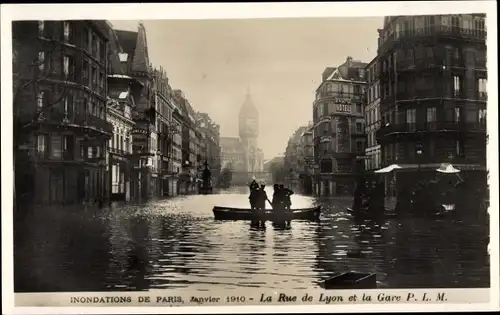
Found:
[239,88,259,173]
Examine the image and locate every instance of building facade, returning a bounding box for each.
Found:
[14,20,113,208]
[283,126,309,190]
[195,112,222,184]
[375,15,487,193]
[151,67,180,197]
[173,90,198,194]
[312,56,368,196]
[300,122,315,194]
[364,56,382,171]
[114,23,158,201]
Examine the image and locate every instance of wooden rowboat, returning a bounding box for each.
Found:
[213,206,321,221]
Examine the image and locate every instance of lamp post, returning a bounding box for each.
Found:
[416,144,423,177]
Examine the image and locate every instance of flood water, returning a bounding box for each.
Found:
[14,187,490,292]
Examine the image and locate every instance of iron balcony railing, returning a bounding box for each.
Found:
[379,25,486,54]
[376,121,486,138]
[41,111,113,135]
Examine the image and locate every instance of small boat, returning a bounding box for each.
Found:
[213,206,321,221]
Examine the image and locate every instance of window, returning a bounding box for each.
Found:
[37,91,45,108]
[426,107,437,130]
[353,85,361,95]
[91,67,97,87]
[38,52,45,71]
[63,55,70,76]
[50,135,62,158]
[406,108,416,131]
[456,140,465,156]
[87,29,92,51]
[356,103,362,113]
[451,16,460,29]
[478,78,487,99]
[63,21,71,42]
[453,75,461,96]
[38,21,45,37]
[339,84,344,94]
[63,135,74,159]
[356,140,364,153]
[356,122,363,133]
[37,134,47,155]
[99,72,104,91]
[359,69,365,79]
[479,109,487,125]
[454,107,462,123]
[426,47,433,58]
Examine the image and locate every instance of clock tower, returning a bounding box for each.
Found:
[239,88,259,173]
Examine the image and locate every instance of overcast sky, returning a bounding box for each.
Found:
[110,17,383,159]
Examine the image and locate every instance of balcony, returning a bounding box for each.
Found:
[37,111,113,135]
[315,92,364,103]
[109,147,131,156]
[378,25,486,55]
[376,121,486,141]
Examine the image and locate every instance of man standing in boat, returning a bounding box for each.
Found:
[256,184,271,210]
[280,184,294,211]
[271,184,283,211]
[249,177,260,209]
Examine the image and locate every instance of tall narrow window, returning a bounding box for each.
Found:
[63,21,71,42]
[426,107,437,130]
[456,140,465,156]
[63,56,70,76]
[454,107,462,123]
[37,134,47,155]
[37,91,45,109]
[38,21,45,37]
[453,75,461,96]
[406,108,416,132]
[478,78,487,99]
[479,109,487,125]
[51,135,62,159]
[38,52,45,71]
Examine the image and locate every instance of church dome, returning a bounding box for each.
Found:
[239,90,258,119]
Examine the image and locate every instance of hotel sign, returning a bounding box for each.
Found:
[334,98,351,113]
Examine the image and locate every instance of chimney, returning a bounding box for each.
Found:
[346,56,353,66]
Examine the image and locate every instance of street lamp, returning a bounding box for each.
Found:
[416,144,423,176]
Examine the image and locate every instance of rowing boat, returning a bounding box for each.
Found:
[213,206,321,221]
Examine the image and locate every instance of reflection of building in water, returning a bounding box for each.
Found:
[220,89,264,174]
[312,56,368,197]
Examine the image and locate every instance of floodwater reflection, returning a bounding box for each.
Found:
[14,187,489,292]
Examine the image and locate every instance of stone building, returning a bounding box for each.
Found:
[312,56,368,196]
[151,67,180,197]
[364,56,382,171]
[195,112,221,183]
[375,15,487,195]
[13,20,113,207]
[114,23,159,200]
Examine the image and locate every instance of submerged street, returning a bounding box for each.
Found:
[15,187,490,292]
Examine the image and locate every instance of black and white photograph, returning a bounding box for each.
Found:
[2,1,498,313]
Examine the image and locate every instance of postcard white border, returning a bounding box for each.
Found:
[1,1,499,314]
